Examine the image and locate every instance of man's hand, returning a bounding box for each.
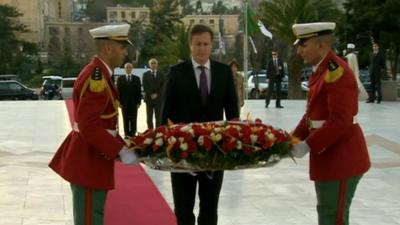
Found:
[118,147,139,165]
[150,93,158,99]
[291,141,310,158]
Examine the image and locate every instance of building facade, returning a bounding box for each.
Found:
[44,21,105,64]
[0,0,71,46]
[181,14,239,47]
[106,6,150,24]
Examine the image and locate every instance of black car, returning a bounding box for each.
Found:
[359,69,372,93]
[0,80,39,100]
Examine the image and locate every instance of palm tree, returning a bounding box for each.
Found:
[260,0,341,98]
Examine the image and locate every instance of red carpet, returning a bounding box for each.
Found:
[64,100,176,225]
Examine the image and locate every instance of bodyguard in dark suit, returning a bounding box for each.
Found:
[117,62,142,138]
[367,43,386,103]
[142,58,164,129]
[265,50,285,108]
[160,24,239,225]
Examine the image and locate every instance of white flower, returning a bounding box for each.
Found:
[250,134,258,144]
[156,132,163,138]
[178,137,185,143]
[144,138,153,145]
[210,133,222,142]
[180,142,188,151]
[266,132,275,140]
[155,138,163,146]
[168,136,177,144]
[236,141,242,149]
[198,136,204,146]
[213,127,222,133]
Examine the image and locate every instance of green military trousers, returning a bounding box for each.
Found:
[70,184,108,225]
[315,175,362,225]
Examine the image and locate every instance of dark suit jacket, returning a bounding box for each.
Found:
[142,70,164,103]
[160,60,239,125]
[116,74,142,110]
[369,51,386,79]
[266,58,284,82]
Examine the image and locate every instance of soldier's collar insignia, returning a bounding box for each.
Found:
[91,67,102,80]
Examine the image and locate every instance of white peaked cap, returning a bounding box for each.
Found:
[89,24,133,45]
[292,22,336,45]
[347,43,355,49]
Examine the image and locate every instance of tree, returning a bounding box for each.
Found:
[0,4,27,73]
[180,0,194,15]
[343,0,400,80]
[212,1,228,15]
[260,0,341,99]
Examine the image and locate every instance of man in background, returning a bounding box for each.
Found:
[142,58,164,129]
[367,42,386,103]
[117,62,142,138]
[265,50,285,108]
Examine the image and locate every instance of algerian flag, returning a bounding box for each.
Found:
[247,6,273,39]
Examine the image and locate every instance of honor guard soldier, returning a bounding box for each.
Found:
[49,24,139,225]
[290,22,371,225]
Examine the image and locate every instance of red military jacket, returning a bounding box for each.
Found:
[293,51,371,181]
[49,57,125,190]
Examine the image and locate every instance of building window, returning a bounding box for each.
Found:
[109,11,117,19]
[189,19,195,24]
[121,11,126,19]
[131,12,136,19]
[139,12,148,19]
[209,19,214,24]
[199,19,204,24]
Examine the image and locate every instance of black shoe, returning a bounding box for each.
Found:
[276,105,284,108]
[265,105,269,108]
[366,100,374,103]
[377,100,381,104]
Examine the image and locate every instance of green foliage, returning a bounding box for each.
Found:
[342,0,400,79]
[211,1,228,15]
[259,0,341,98]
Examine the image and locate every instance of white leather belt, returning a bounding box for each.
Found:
[73,122,117,137]
[309,117,358,129]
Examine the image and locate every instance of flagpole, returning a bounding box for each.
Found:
[243,0,248,100]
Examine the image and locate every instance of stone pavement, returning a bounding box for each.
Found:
[0,100,399,225]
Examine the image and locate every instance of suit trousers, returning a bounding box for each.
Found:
[315,175,362,225]
[171,171,224,225]
[145,100,161,129]
[369,75,382,102]
[70,184,107,225]
[265,78,282,107]
[121,106,138,137]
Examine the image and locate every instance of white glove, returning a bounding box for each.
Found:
[118,147,139,165]
[291,141,310,158]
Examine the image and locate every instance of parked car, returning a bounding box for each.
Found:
[359,69,372,93]
[246,71,268,99]
[61,77,77,99]
[40,76,62,100]
[0,80,39,100]
[0,74,18,81]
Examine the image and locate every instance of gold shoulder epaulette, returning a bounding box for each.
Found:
[89,67,106,92]
[324,60,344,83]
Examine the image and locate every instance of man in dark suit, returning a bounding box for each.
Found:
[160,24,239,225]
[367,42,386,103]
[142,58,164,129]
[265,50,285,108]
[117,62,142,138]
